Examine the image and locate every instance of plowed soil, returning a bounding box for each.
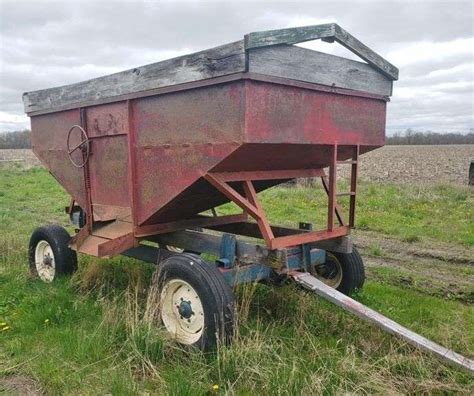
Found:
[339,144,474,186]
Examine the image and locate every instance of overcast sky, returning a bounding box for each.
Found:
[0,0,473,134]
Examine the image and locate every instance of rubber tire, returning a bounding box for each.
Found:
[154,253,235,351]
[330,247,365,295]
[28,225,78,281]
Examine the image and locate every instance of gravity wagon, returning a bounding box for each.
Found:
[22,24,473,371]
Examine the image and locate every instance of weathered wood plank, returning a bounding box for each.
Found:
[249,45,392,96]
[245,23,398,80]
[333,25,399,81]
[23,24,398,115]
[245,23,335,49]
[23,40,246,114]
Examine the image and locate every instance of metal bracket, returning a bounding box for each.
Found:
[217,233,237,269]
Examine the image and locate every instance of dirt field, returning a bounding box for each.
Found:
[0,149,40,168]
[1,145,473,185]
[341,144,474,186]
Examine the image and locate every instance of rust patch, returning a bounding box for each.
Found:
[86,102,128,138]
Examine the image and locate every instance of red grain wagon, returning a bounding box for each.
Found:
[22,24,473,372]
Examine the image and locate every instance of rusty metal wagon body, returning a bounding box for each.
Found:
[24,23,395,257]
[23,24,474,371]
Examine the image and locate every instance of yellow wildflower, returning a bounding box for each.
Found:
[44,319,50,324]
[212,384,219,391]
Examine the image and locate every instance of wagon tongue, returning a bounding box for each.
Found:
[290,271,474,374]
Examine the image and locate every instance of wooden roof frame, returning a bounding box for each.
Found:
[23,23,398,115]
[245,23,399,80]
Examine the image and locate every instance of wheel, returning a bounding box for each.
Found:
[28,225,78,282]
[310,247,365,295]
[154,253,235,350]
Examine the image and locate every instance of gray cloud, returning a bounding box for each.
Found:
[1,0,473,133]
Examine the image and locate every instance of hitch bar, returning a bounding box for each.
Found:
[291,271,474,374]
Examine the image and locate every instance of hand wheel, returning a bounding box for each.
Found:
[66,125,90,168]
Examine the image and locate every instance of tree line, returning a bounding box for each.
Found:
[1,129,473,149]
[0,130,31,149]
[387,129,474,145]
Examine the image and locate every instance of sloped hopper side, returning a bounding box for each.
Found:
[142,79,386,225]
[30,77,386,227]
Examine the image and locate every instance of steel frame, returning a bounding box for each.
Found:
[70,144,359,256]
[202,144,359,249]
[124,228,327,282]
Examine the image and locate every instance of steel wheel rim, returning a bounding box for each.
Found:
[34,240,56,282]
[160,279,204,344]
[312,252,343,288]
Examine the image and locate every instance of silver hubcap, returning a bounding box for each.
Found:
[160,279,204,344]
[34,240,56,282]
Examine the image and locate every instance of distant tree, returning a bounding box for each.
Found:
[387,129,474,145]
[0,130,31,149]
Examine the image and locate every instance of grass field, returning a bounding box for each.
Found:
[1,167,473,394]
